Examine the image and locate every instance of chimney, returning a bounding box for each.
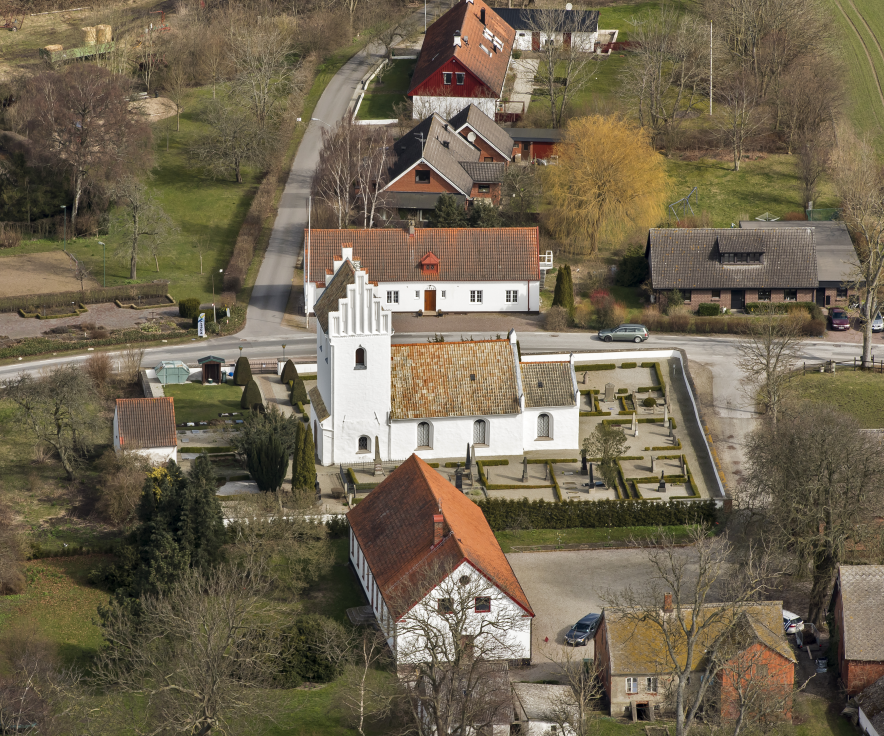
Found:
[408,220,415,236]
[480,7,485,23]
[663,593,673,613]
[454,29,462,47]
[341,243,353,263]
[433,514,445,546]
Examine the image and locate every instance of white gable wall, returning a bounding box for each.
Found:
[522,405,579,453]
[511,30,597,51]
[413,95,497,120]
[391,413,524,463]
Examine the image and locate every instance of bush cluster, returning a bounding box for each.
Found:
[641,312,825,337]
[696,303,720,317]
[178,298,201,319]
[477,498,716,530]
[744,301,823,321]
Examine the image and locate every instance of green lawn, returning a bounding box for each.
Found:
[300,537,367,623]
[357,59,413,120]
[825,0,884,146]
[164,382,243,424]
[0,557,110,670]
[786,370,884,428]
[665,154,840,227]
[495,525,697,553]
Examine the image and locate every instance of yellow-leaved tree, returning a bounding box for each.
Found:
[543,115,670,255]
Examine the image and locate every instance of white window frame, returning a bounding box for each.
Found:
[441,290,446,299]
[644,677,656,692]
[387,291,399,304]
[357,436,370,453]
[473,419,487,445]
[470,290,483,304]
[415,290,420,299]
[506,290,518,303]
[626,677,638,694]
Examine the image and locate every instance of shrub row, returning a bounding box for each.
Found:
[29,542,118,559]
[744,301,823,321]
[642,362,667,393]
[621,362,637,369]
[641,313,825,337]
[549,462,563,501]
[19,303,87,319]
[0,281,168,313]
[696,303,721,317]
[476,498,717,530]
[575,363,616,371]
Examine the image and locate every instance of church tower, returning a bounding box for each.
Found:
[311,256,393,465]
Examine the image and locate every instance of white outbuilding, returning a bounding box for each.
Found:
[113,397,178,464]
[307,258,579,466]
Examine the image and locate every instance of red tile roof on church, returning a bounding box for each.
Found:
[408,0,515,97]
[347,454,534,619]
[306,227,540,284]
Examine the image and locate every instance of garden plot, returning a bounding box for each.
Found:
[0,251,98,296]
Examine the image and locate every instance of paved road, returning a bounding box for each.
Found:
[243,49,382,338]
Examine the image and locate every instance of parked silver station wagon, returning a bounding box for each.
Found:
[597,324,650,343]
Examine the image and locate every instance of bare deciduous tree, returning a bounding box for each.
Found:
[93,560,292,736]
[1,366,101,480]
[191,99,270,183]
[354,125,393,229]
[796,134,830,208]
[227,18,300,129]
[18,64,151,235]
[392,559,528,736]
[162,39,194,132]
[735,303,803,423]
[501,163,542,226]
[110,176,176,280]
[601,526,779,736]
[715,73,766,171]
[70,259,93,292]
[830,125,884,366]
[199,25,229,100]
[620,4,709,149]
[536,644,604,736]
[94,450,152,527]
[118,344,146,384]
[524,8,600,128]
[741,403,884,626]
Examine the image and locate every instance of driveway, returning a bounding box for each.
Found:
[506,548,694,662]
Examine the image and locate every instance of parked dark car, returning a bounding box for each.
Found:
[828,308,850,331]
[565,613,601,646]
[597,324,649,343]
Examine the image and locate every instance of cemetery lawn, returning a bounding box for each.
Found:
[495,525,697,553]
[164,382,243,424]
[787,370,884,428]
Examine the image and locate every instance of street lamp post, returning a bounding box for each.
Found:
[211,268,222,323]
[61,206,67,250]
[98,241,106,286]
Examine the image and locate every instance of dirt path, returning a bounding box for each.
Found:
[833,0,884,130]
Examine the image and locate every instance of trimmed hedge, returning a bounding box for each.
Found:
[241,379,262,409]
[575,363,616,371]
[19,303,86,319]
[0,281,168,314]
[477,498,716,530]
[621,362,637,369]
[233,356,252,386]
[179,298,201,319]
[697,303,720,317]
[744,301,823,320]
[549,463,563,501]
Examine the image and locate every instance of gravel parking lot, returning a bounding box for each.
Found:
[506,547,696,659]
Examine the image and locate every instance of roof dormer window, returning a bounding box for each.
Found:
[721,252,762,265]
[420,251,440,274]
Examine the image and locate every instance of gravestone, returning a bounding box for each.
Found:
[680,455,686,475]
[373,436,383,476]
[663,405,669,425]
[581,454,588,475]
[465,443,472,472]
[650,455,655,473]
[604,383,615,402]
[658,471,666,494]
[544,463,550,481]
[589,462,594,485]
[455,465,463,491]
[521,456,529,482]
[583,371,588,385]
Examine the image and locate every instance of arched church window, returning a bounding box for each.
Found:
[355,347,366,368]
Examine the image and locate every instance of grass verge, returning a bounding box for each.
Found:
[786,370,884,428]
[164,382,243,424]
[495,524,696,553]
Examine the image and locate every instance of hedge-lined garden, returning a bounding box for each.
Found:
[476,498,716,530]
[0,281,169,313]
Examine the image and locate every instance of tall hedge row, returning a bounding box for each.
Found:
[0,282,168,313]
[476,498,716,530]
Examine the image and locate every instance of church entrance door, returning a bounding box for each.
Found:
[424,290,436,312]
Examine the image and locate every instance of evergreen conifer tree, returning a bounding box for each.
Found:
[290,372,309,405]
[280,359,296,384]
[428,193,467,228]
[241,379,263,410]
[468,200,502,228]
[233,356,252,386]
[247,435,288,494]
[552,264,575,316]
[292,423,317,492]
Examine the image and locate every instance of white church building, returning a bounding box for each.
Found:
[307,258,579,466]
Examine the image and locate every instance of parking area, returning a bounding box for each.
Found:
[506,547,697,660]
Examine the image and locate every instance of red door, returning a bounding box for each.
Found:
[532,32,540,51]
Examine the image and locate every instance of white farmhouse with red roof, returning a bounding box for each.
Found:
[307,257,579,465]
[347,454,535,663]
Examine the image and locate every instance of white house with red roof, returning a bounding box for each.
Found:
[304,226,541,315]
[113,397,178,464]
[347,454,535,664]
[307,257,579,465]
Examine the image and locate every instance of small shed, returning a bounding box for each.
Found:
[198,355,225,385]
[154,360,190,385]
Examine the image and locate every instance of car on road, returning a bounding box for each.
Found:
[598,324,649,343]
[873,313,884,333]
[783,609,803,635]
[565,613,601,646]
[828,308,850,331]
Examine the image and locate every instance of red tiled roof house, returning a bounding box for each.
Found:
[408,0,515,120]
[347,454,534,665]
[831,565,884,695]
[304,226,540,315]
[113,397,178,464]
